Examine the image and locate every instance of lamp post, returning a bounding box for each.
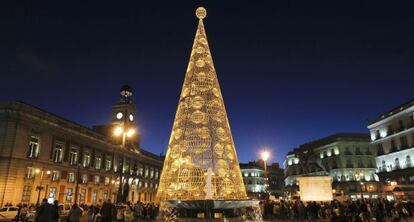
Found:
[113,119,136,203]
[73,163,81,205]
[35,168,51,206]
[261,151,270,176]
[113,126,135,148]
[260,150,270,198]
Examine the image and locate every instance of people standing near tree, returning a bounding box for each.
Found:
[51,200,59,222]
[19,204,29,222]
[373,200,384,222]
[100,200,114,222]
[133,201,143,221]
[34,198,52,222]
[123,202,134,222]
[67,203,83,222]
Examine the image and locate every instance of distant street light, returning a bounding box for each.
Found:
[261,151,270,162]
[260,150,271,197]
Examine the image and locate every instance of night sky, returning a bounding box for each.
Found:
[2,1,414,165]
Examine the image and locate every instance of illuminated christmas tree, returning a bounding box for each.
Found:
[157,7,247,201]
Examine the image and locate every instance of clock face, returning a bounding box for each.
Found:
[116,112,123,120]
[129,114,134,121]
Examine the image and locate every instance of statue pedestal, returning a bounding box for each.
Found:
[157,200,262,221]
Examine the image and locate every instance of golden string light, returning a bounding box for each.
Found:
[157,7,247,201]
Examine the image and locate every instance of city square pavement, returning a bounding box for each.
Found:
[263,220,414,222]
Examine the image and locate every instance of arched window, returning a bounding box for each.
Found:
[406,155,412,168]
[382,160,386,172]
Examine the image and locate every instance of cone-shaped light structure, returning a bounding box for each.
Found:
[157,7,247,201]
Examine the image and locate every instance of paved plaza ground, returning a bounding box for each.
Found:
[262,219,414,222]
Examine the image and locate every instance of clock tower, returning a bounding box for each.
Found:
[111,85,140,148]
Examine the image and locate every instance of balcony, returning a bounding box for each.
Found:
[379,167,387,173]
[374,124,414,142]
[400,143,410,150]
[397,127,405,133]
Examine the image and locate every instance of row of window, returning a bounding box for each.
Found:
[242,172,263,177]
[286,173,377,186]
[287,159,375,176]
[22,185,156,204]
[320,147,372,159]
[376,135,414,155]
[27,136,160,179]
[287,158,299,166]
[244,179,264,185]
[25,167,159,189]
[379,155,412,172]
[372,116,414,141]
[320,148,340,158]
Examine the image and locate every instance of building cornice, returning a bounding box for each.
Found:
[368,99,414,127]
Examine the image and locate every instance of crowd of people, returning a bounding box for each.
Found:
[260,199,414,222]
[12,198,159,222]
[7,198,414,221]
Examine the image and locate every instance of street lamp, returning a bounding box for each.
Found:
[35,168,51,206]
[113,122,136,204]
[113,126,136,148]
[261,150,270,175]
[260,150,270,197]
[73,164,81,205]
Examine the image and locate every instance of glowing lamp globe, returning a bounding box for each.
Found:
[114,126,123,136]
[261,151,270,161]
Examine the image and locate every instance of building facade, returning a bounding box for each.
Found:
[240,161,285,199]
[0,87,163,206]
[368,99,414,199]
[240,162,265,199]
[284,133,379,200]
[267,163,285,197]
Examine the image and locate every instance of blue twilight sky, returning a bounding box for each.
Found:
[1,1,414,165]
